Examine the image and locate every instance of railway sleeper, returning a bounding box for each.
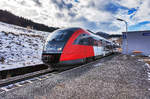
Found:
[0,64,48,80]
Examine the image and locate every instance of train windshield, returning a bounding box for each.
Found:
[47,30,72,42]
[43,28,79,53]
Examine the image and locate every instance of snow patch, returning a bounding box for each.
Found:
[93,63,102,67]
[0,22,50,71]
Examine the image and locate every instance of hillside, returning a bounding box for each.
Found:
[0,10,58,32]
[0,22,49,71]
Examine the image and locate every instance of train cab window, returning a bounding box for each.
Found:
[47,29,74,42]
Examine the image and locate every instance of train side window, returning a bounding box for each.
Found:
[73,33,89,45]
[93,40,98,46]
[97,40,102,46]
[102,40,106,46]
[78,38,89,45]
[89,37,98,46]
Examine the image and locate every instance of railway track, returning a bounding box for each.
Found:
[0,53,117,94]
[0,66,55,94]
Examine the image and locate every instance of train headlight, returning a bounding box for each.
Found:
[57,47,62,51]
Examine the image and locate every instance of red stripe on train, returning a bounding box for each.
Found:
[60,29,94,61]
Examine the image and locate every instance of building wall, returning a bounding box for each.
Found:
[122,31,150,56]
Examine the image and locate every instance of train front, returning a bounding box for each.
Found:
[42,28,77,66]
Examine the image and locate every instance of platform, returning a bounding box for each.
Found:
[0,54,150,99]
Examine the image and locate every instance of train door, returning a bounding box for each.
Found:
[93,39,99,56]
[97,40,104,56]
[93,38,104,57]
[72,33,88,60]
[101,40,106,56]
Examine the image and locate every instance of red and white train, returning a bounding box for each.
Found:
[42,27,114,67]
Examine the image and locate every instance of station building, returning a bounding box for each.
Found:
[122,30,150,56]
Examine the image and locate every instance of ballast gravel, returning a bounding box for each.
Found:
[0,54,150,99]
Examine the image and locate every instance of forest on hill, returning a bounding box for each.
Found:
[0,10,58,32]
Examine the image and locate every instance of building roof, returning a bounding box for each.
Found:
[123,30,150,34]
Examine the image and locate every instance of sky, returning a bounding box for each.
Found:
[0,0,150,34]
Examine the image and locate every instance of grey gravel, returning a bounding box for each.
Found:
[0,54,150,99]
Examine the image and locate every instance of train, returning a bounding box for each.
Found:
[42,27,114,68]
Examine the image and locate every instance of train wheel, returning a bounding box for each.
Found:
[93,56,96,60]
[83,58,87,64]
[86,57,93,63]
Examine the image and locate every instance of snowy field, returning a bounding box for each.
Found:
[0,22,50,71]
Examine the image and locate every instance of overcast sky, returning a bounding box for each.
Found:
[0,0,150,34]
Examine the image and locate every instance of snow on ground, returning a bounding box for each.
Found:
[0,22,50,71]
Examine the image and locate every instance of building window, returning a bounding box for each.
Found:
[142,33,150,36]
[122,34,127,39]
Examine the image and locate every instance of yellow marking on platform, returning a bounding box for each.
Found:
[36,78,42,81]
[44,76,49,78]
[26,80,33,83]
[15,83,23,87]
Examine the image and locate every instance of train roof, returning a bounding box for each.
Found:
[57,27,81,32]
[51,27,113,44]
